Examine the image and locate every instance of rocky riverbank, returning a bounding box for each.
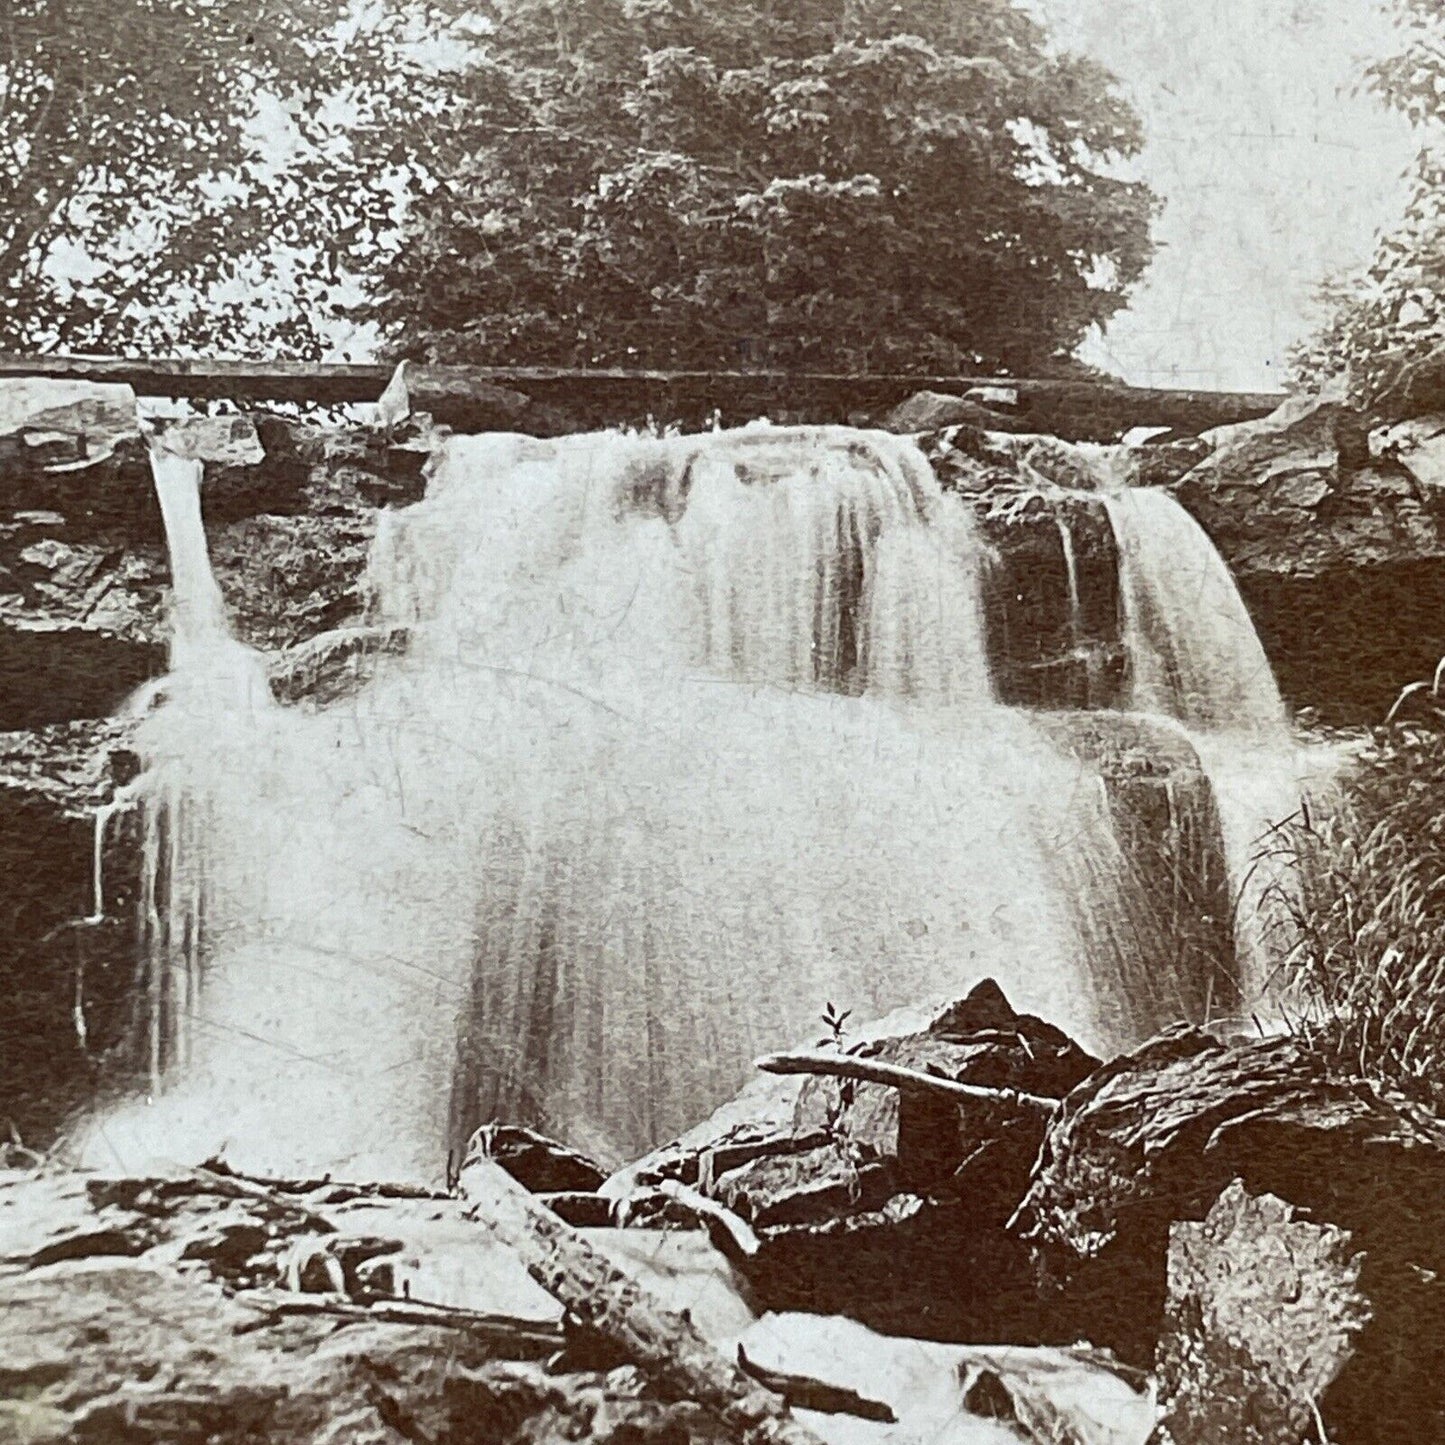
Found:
[6,981,1442,1444]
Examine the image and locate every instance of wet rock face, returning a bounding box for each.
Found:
[919,426,1129,711]
[0,722,143,1150]
[0,391,428,1150]
[1033,712,1236,1043]
[923,394,1445,723]
[978,493,1126,711]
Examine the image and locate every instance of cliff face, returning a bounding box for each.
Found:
[1169,394,1445,722]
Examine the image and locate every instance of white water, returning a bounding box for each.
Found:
[81,426,1323,1180]
[1102,487,1287,736]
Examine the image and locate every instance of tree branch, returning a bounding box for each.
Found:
[754,1049,1060,1117]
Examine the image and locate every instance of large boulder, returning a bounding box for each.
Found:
[1172,391,1436,579]
[1014,1026,1445,1442]
[1150,1183,1368,1445]
[1170,392,1445,721]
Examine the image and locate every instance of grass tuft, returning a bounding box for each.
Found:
[1259,723,1445,1095]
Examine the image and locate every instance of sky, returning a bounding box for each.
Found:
[1041,0,1420,390]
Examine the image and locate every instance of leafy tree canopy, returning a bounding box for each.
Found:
[0,0,458,356]
[3,0,1155,373]
[1295,0,1445,417]
[363,0,1158,373]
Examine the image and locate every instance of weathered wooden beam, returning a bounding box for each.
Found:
[0,353,1286,435]
[755,1048,1060,1116]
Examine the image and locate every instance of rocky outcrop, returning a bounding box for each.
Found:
[1166,392,1445,721]
[915,394,1445,723]
[1172,392,1435,579]
[0,383,427,1149]
[1015,1026,1445,1442]
[12,980,1445,1445]
[0,1167,746,1445]
[0,722,142,1151]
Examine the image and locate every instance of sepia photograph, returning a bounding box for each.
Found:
[2,1,1444,1440]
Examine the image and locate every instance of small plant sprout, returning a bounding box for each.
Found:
[816,1003,859,1161]
[818,1002,852,1050]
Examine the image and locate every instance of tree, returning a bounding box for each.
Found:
[0,0,459,357]
[364,0,1157,374]
[1294,0,1445,417]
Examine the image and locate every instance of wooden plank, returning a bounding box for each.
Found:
[0,353,1285,435]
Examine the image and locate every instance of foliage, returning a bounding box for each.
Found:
[365,0,1158,373]
[1294,0,1445,416]
[0,0,462,357]
[1263,724,1445,1096]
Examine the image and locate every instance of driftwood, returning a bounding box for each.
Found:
[755,1047,1059,1116]
[458,1153,826,1445]
[232,1291,565,1356]
[735,1345,896,1422]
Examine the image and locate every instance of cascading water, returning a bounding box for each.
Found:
[1101,486,1287,735]
[1095,479,1336,1006]
[80,424,1323,1181]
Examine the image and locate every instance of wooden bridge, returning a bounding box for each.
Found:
[0,353,1286,439]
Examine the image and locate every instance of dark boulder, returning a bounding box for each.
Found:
[468,1124,608,1195]
[1014,1026,1445,1442]
[617,981,1100,1343]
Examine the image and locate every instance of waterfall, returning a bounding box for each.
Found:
[1055,513,1083,651]
[79,425,1323,1180]
[1099,483,1335,1010]
[1101,487,1287,735]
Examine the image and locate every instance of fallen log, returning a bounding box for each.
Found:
[458,1151,826,1445]
[755,1047,1059,1116]
[231,1291,565,1356]
[735,1344,897,1423]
